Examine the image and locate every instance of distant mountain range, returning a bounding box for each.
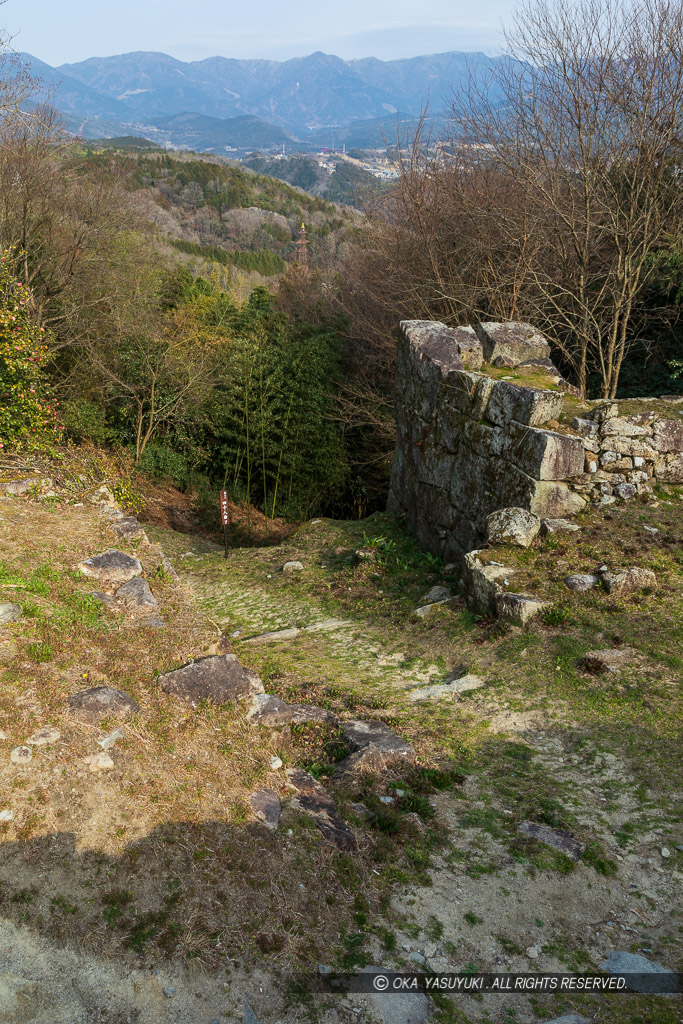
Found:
[17,48,511,153]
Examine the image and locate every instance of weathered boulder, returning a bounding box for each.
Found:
[247,694,293,728]
[78,550,142,585]
[67,685,140,721]
[475,321,551,366]
[487,507,541,548]
[485,378,564,429]
[248,789,281,829]
[507,423,585,480]
[565,574,598,592]
[85,752,114,773]
[420,585,452,604]
[601,567,656,595]
[115,577,157,609]
[112,516,146,539]
[285,768,356,850]
[399,320,465,377]
[600,417,652,438]
[463,552,512,615]
[282,561,304,574]
[158,654,264,705]
[450,325,484,369]
[0,603,21,625]
[614,482,637,500]
[583,648,638,674]
[339,720,415,773]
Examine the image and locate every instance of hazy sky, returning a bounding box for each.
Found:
[5,0,513,65]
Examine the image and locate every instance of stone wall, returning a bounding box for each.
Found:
[388,320,683,562]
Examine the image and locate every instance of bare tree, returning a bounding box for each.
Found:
[449,0,683,396]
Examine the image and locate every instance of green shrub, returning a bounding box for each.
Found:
[0,250,61,451]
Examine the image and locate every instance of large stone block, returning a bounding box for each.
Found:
[463,551,512,614]
[475,321,551,366]
[437,367,494,422]
[450,325,484,369]
[508,423,585,480]
[486,378,565,428]
[651,419,683,453]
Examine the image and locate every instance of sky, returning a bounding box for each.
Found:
[5,0,513,65]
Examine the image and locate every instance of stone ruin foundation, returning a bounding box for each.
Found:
[388,319,683,621]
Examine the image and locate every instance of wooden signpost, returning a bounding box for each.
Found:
[219,490,230,559]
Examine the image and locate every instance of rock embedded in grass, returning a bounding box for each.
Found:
[248,788,281,829]
[0,603,22,625]
[85,751,114,773]
[338,720,415,773]
[111,516,146,539]
[78,549,142,585]
[583,648,639,674]
[541,517,581,535]
[66,685,140,722]
[26,727,60,747]
[600,566,656,594]
[282,561,304,574]
[158,654,264,705]
[285,767,356,850]
[517,821,584,860]
[115,577,158,609]
[408,674,485,701]
[565,573,599,592]
[10,745,32,765]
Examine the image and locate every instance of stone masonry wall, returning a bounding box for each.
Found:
[388,320,683,562]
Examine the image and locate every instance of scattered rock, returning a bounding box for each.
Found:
[600,566,656,595]
[112,516,145,539]
[87,485,117,506]
[97,728,124,750]
[526,945,540,959]
[78,550,142,585]
[134,614,166,629]
[247,694,293,728]
[496,591,546,625]
[115,577,158,609]
[364,965,431,1024]
[518,821,584,860]
[541,518,580,535]
[403,811,426,834]
[9,746,31,765]
[408,951,426,965]
[163,986,176,999]
[661,847,670,858]
[248,789,281,829]
[243,1000,260,1024]
[285,768,356,850]
[420,585,452,603]
[338,720,415,774]
[160,555,179,579]
[353,547,378,565]
[282,561,304,574]
[66,686,140,722]
[0,476,49,495]
[643,524,659,534]
[486,507,541,548]
[159,654,264,705]
[414,602,450,618]
[269,755,283,770]
[0,809,14,821]
[350,802,375,821]
[88,590,117,609]
[599,951,678,993]
[379,795,395,805]
[583,648,638,674]
[565,573,598,592]
[85,752,114,773]
[408,674,485,701]
[0,603,21,625]
[26,727,60,747]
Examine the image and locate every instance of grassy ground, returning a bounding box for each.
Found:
[0,478,681,1023]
